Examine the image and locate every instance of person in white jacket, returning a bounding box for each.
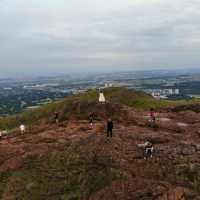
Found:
[20,124,25,134]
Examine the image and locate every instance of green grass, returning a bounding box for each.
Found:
[103,87,200,110]
[129,98,200,110]
[0,87,199,130]
[0,89,99,130]
[0,148,116,200]
[176,164,200,192]
[0,172,11,198]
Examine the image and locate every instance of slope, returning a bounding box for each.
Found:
[0,88,200,199]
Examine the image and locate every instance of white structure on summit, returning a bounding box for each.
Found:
[99,92,106,103]
[20,124,25,134]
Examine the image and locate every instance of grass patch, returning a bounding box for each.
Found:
[0,148,116,200]
[176,164,200,192]
[0,172,11,199]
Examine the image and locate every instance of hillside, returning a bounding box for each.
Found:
[0,88,151,130]
[0,88,200,199]
[0,87,198,130]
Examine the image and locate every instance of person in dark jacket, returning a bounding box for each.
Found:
[150,108,156,122]
[107,118,113,137]
[54,112,59,124]
[89,112,94,127]
[89,113,93,123]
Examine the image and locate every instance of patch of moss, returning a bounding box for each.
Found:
[1,148,116,200]
[176,164,200,192]
[0,171,11,199]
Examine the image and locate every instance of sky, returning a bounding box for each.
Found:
[0,0,200,77]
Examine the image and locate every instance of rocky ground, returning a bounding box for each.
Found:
[0,102,200,200]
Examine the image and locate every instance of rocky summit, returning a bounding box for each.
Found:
[0,88,200,200]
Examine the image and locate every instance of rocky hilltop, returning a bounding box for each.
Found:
[0,88,200,200]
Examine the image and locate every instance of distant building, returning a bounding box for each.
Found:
[104,83,113,88]
[168,89,173,95]
[152,91,161,99]
[147,88,180,99]
[174,89,179,95]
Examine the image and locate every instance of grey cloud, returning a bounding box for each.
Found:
[0,0,200,77]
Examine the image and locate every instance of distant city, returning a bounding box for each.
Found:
[0,69,200,116]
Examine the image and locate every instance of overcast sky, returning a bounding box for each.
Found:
[0,0,200,77]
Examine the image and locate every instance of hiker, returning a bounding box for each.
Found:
[149,108,156,127]
[0,130,2,140]
[107,118,113,137]
[20,124,25,134]
[150,108,156,122]
[143,140,154,160]
[54,112,59,124]
[89,112,94,128]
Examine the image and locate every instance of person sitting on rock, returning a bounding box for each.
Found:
[144,140,154,160]
[107,118,113,138]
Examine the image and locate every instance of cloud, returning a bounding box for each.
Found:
[0,0,200,77]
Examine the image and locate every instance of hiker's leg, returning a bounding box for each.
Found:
[110,129,112,137]
[144,149,147,159]
[147,149,152,158]
[107,129,109,137]
[150,147,153,158]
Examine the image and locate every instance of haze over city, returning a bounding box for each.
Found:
[1,0,200,77]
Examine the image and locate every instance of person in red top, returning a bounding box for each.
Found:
[149,108,156,127]
[150,108,156,120]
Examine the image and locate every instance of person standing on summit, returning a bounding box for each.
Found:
[107,118,113,138]
[89,112,94,128]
